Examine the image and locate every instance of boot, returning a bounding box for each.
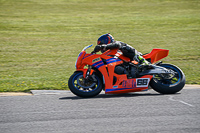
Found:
[137,55,149,65]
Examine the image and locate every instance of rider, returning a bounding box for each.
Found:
[94,33,149,65]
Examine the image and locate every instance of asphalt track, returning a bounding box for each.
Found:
[0,85,200,133]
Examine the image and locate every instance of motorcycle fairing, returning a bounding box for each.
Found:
[92,60,104,69]
[105,75,153,94]
[90,56,153,94]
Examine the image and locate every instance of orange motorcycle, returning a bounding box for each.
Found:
[68,44,185,98]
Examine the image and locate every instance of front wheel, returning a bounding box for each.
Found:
[150,63,185,94]
[68,71,103,98]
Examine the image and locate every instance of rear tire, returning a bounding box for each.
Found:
[150,63,185,94]
[68,71,103,98]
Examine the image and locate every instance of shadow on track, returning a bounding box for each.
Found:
[59,92,172,100]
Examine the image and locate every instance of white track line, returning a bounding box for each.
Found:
[168,95,195,107]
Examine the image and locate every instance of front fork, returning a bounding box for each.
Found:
[83,65,94,78]
[78,65,96,83]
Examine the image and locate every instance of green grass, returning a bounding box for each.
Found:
[0,0,199,92]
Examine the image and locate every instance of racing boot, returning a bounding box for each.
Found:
[135,55,153,69]
[137,55,149,65]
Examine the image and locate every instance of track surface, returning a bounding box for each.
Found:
[0,87,200,133]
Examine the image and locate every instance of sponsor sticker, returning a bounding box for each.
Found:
[113,85,118,88]
[92,57,101,63]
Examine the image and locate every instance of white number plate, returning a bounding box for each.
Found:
[136,78,150,87]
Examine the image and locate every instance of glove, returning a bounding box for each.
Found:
[94,45,102,52]
[101,44,107,50]
[94,45,107,52]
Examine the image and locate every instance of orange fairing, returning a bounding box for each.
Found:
[75,51,86,69]
[105,75,153,94]
[143,49,169,64]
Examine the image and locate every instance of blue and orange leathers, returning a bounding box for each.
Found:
[75,45,169,94]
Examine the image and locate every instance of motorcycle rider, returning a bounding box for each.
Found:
[94,33,149,65]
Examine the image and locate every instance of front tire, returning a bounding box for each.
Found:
[68,71,103,98]
[150,63,185,94]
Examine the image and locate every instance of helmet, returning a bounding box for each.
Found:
[97,33,114,45]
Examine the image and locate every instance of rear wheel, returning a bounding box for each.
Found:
[68,71,103,98]
[150,63,185,94]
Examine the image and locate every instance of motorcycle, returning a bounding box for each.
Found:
[68,44,185,98]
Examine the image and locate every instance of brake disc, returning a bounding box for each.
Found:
[77,75,96,89]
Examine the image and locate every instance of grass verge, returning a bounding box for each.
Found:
[0,0,199,92]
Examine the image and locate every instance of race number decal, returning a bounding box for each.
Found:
[136,78,150,87]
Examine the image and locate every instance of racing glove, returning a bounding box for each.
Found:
[94,45,106,52]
